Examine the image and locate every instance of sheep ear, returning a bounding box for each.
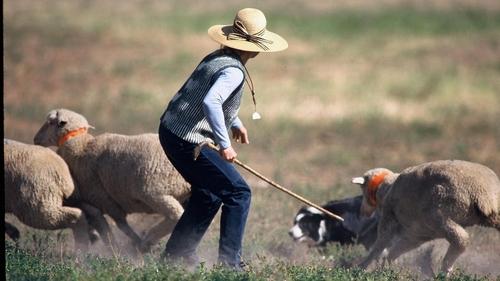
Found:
[352,177,365,185]
[47,110,58,122]
[88,124,96,130]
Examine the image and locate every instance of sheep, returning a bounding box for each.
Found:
[4,139,106,251]
[351,160,500,276]
[33,108,191,252]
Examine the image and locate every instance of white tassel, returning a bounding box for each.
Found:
[252,111,261,120]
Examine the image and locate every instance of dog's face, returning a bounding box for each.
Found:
[289,196,379,250]
[288,207,327,246]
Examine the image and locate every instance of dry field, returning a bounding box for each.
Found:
[4,0,500,279]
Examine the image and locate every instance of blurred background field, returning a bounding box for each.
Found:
[4,0,500,279]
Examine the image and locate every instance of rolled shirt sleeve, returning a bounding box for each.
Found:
[231,117,243,129]
[202,67,244,149]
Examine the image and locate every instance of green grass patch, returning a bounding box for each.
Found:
[153,52,196,80]
[17,4,497,40]
[127,6,500,40]
[270,8,500,40]
[7,243,494,281]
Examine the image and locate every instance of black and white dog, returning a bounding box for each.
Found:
[289,195,378,249]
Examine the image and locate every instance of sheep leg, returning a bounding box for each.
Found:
[79,202,117,246]
[109,213,143,248]
[98,197,143,249]
[359,237,392,269]
[138,195,184,252]
[51,206,92,252]
[5,221,20,241]
[384,238,436,277]
[385,236,424,264]
[439,218,469,276]
[357,216,378,249]
[25,205,91,251]
[358,211,399,270]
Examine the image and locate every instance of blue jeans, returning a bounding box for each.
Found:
[158,125,251,267]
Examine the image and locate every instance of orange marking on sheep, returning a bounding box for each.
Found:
[58,127,88,146]
[367,171,390,206]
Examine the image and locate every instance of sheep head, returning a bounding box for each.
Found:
[34,109,95,147]
[352,168,394,217]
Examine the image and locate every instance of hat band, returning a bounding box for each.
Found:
[226,20,273,51]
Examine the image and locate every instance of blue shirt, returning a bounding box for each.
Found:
[202,67,244,149]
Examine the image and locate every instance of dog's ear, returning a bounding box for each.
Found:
[306,206,324,215]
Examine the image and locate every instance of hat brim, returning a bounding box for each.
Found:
[208,25,288,53]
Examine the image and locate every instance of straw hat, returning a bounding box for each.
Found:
[208,8,288,52]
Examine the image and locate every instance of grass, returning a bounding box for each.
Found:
[270,8,500,40]
[6,241,496,281]
[4,0,500,280]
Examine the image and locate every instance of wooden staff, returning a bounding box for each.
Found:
[194,141,344,222]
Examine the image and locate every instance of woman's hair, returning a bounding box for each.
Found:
[220,45,250,56]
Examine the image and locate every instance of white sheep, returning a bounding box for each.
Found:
[351,160,500,276]
[4,139,104,251]
[33,108,191,252]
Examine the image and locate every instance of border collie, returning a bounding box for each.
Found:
[289,195,378,249]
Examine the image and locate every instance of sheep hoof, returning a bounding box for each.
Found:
[336,257,356,269]
[8,228,21,241]
[89,229,100,244]
[138,241,153,253]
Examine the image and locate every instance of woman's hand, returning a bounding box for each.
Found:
[231,126,250,144]
[220,126,249,162]
[220,146,237,162]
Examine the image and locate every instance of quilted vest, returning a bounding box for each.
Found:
[160,49,245,145]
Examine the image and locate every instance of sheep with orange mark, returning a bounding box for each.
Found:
[351,160,500,276]
[34,108,191,253]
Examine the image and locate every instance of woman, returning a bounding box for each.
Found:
[158,8,287,269]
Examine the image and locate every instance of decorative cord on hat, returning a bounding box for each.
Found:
[227,20,273,51]
[242,63,261,120]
